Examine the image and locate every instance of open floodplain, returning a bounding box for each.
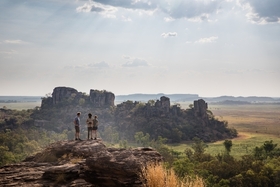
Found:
[172,102,280,159]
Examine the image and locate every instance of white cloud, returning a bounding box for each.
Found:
[3,40,25,44]
[90,0,156,10]
[76,1,117,17]
[122,58,149,67]
[89,61,110,68]
[161,32,177,38]
[121,15,132,22]
[122,55,131,59]
[0,50,17,55]
[161,0,223,21]
[238,0,280,24]
[75,0,224,22]
[195,36,218,43]
[164,17,175,22]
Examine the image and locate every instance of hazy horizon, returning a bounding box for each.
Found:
[0,92,279,98]
[1,0,279,97]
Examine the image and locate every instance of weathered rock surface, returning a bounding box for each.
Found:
[89,89,115,108]
[52,87,79,105]
[155,96,170,113]
[0,140,162,187]
[194,99,208,119]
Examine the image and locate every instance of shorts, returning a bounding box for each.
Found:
[88,127,93,131]
[92,126,98,130]
[75,126,80,133]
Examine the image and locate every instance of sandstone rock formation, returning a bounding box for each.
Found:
[143,96,177,117]
[52,87,79,105]
[0,140,162,187]
[155,96,170,113]
[41,87,115,109]
[89,89,115,108]
[194,99,208,119]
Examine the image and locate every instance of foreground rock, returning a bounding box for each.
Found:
[0,140,163,187]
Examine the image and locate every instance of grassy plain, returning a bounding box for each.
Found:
[0,102,41,110]
[171,102,280,159]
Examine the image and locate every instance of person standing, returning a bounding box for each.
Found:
[92,115,99,140]
[86,113,94,140]
[74,112,82,140]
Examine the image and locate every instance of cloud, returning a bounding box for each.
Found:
[89,61,110,68]
[122,55,131,59]
[76,1,117,15]
[3,40,25,44]
[164,17,175,22]
[238,0,280,24]
[122,58,149,67]
[121,15,132,22]
[161,32,177,38]
[0,50,17,55]
[92,0,157,10]
[76,0,225,22]
[161,0,222,21]
[195,36,218,43]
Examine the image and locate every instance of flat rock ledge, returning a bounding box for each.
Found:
[0,140,163,187]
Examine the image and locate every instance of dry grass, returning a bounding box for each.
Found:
[209,104,280,135]
[59,153,83,164]
[141,163,205,187]
[0,102,41,110]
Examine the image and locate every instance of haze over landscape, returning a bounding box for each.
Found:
[0,0,279,97]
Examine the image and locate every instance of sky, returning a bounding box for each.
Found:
[0,0,279,97]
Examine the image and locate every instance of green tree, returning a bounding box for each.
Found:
[263,140,277,154]
[223,139,233,153]
[134,131,144,145]
[192,137,208,161]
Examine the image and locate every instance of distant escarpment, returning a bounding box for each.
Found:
[0,140,162,187]
[32,86,237,143]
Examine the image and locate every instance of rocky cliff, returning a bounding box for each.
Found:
[89,89,115,108]
[52,87,79,105]
[0,140,162,187]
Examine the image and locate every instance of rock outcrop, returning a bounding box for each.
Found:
[155,96,170,113]
[52,87,79,105]
[0,140,162,187]
[90,89,115,108]
[143,96,178,117]
[194,99,208,119]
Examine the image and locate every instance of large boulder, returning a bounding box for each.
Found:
[0,140,163,187]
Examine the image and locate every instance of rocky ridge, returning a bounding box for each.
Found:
[0,140,163,187]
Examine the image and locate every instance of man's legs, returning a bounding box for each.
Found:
[75,126,81,140]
